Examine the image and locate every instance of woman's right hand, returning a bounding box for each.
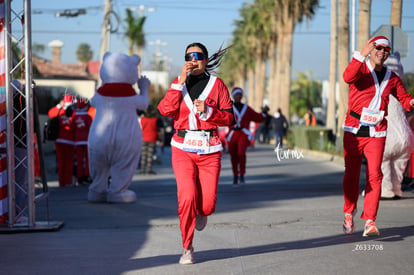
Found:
[179,60,197,84]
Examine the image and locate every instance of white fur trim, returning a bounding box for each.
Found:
[232,88,243,97]
[171,83,184,91]
[353,51,366,63]
[374,38,390,47]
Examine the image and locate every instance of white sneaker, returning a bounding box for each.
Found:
[363,220,380,237]
[179,246,195,265]
[342,209,357,235]
[195,214,207,231]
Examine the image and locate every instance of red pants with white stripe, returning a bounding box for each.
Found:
[76,145,90,179]
[342,132,385,221]
[172,146,221,250]
[228,132,250,177]
[55,143,74,187]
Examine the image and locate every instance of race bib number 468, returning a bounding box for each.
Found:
[182,131,210,154]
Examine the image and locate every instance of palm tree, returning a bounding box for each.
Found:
[337,0,350,138]
[222,0,319,115]
[32,43,45,56]
[219,9,252,92]
[271,0,319,122]
[249,1,272,111]
[219,33,248,89]
[326,0,338,132]
[125,8,146,55]
[290,71,322,117]
[76,43,93,64]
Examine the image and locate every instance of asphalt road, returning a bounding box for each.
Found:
[1,144,413,275]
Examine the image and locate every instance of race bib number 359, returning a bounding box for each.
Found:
[360,107,384,127]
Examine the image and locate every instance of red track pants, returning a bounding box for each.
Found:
[342,132,385,221]
[228,132,250,177]
[55,143,74,187]
[75,145,90,178]
[172,146,222,250]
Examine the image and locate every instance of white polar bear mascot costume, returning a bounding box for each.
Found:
[88,52,150,203]
[381,52,414,199]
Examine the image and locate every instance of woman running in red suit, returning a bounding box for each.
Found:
[158,42,233,265]
[341,36,414,237]
[226,88,266,185]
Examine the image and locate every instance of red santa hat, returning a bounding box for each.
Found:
[63,94,74,103]
[372,36,391,48]
[231,87,243,97]
[62,94,75,108]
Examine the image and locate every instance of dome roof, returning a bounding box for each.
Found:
[48,39,64,48]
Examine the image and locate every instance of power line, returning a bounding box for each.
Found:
[27,29,414,36]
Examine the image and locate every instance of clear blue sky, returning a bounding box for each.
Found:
[19,0,414,81]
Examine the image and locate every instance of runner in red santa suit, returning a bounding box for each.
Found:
[158,42,233,265]
[226,87,266,186]
[341,36,414,237]
[48,94,75,187]
[70,98,93,185]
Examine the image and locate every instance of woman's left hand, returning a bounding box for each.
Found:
[194,99,206,113]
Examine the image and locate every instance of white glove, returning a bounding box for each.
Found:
[138,75,151,94]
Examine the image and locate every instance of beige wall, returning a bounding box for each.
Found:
[33,79,97,99]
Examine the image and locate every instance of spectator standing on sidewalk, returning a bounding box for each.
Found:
[139,105,162,175]
[257,105,272,144]
[272,108,289,149]
[305,108,317,126]
[341,36,414,237]
[226,87,266,186]
[158,42,233,265]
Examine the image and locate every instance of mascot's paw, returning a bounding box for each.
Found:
[107,189,137,203]
[138,75,151,93]
[88,190,107,203]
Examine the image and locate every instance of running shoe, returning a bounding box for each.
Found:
[179,246,195,265]
[195,214,207,231]
[342,209,356,235]
[363,220,380,237]
[239,175,245,184]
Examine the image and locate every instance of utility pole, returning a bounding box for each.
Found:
[149,39,168,71]
[99,0,112,62]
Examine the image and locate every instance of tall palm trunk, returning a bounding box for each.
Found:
[279,17,294,122]
[271,34,283,112]
[254,57,266,111]
[267,40,277,112]
[358,0,371,50]
[390,0,402,27]
[327,0,338,132]
[337,0,350,140]
[247,68,255,106]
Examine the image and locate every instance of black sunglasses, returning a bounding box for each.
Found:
[185,52,205,61]
[375,46,390,53]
